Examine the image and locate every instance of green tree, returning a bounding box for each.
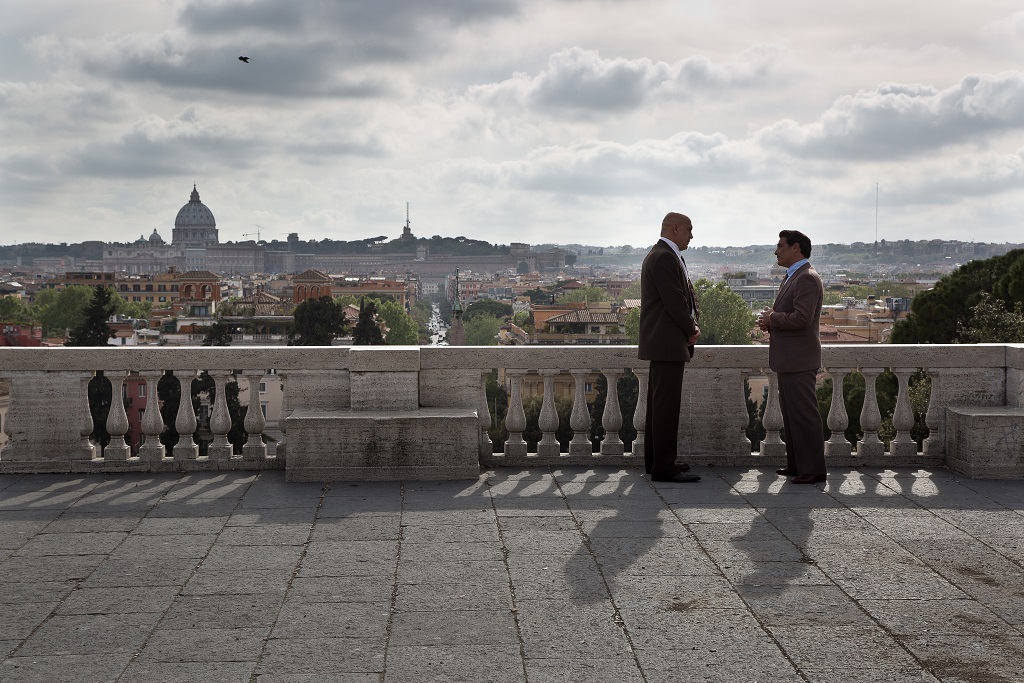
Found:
[464,313,501,346]
[376,299,420,344]
[352,298,385,345]
[624,307,640,344]
[892,249,1024,343]
[464,299,513,321]
[114,299,153,319]
[693,279,756,345]
[34,286,95,337]
[201,319,234,346]
[289,296,348,345]
[65,286,116,347]
[954,292,1024,343]
[0,296,32,324]
[556,286,610,304]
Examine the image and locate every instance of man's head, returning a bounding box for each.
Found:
[775,229,811,268]
[661,212,693,251]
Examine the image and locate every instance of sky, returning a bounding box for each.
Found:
[2,0,1024,249]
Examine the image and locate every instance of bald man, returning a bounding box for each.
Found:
[637,212,701,483]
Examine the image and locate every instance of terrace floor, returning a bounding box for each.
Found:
[1,466,1023,683]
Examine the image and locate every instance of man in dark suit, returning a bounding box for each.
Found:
[757,230,826,484]
[637,212,701,483]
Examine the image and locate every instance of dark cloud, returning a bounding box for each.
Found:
[760,71,1024,159]
[84,41,392,98]
[179,0,520,55]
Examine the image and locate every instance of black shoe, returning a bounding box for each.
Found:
[651,473,701,483]
[646,464,690,475]
[776,467,796,476]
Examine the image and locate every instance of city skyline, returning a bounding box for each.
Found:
[3,1,1024,247]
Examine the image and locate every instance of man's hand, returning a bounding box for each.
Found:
[687,325,700,345]
[756,308,772,332]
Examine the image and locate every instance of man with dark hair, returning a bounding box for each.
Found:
[757,230,826,484]
[637,212,702,483]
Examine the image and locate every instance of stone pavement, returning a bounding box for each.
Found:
[1,466,1023,683]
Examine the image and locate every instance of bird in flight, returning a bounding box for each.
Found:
[238,56,250,63]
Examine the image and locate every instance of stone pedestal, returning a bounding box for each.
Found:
[284,408,480,482]
[946,406,1024,479]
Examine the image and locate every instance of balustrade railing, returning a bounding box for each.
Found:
[1,344,1021,474]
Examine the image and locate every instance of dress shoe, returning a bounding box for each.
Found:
[791,473,826,484]
[651,473,701,483]
[776,467,796,476]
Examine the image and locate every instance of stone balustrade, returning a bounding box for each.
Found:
[1,344,1022,478]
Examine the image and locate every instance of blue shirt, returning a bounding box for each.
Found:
[786,258,809,279]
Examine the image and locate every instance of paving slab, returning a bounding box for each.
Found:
[1,465,1023,681]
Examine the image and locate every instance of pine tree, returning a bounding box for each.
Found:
[289,296,348,346]
[352,298,385,345]
[65,286,116,347]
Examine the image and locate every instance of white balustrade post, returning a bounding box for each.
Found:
[275,371,288,461]
[890,368,918,457]
[738,371,753,455]
[242,371,267,461]
[568,369,593,457]
[138,370,166,462]
[208,370,235,461]
[104,371,132,461]
[632,367,649,459]
[173,370,199,461]
[857,367,885,457]
[479,370,493,458]
[504,369,528,458]
[759,371,786,456]
[824,367,852,456]
[600,370,624,456]
[79,374,97,461]
[922,368,942,456]
[537,369,561,457]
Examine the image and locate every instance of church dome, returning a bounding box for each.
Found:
[174,185,216,227]
[149,229,165,244]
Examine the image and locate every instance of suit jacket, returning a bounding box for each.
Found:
[768,262,823,373]
[638,240,700,362]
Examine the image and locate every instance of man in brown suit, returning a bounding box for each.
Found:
[637,212,701,483]
[757,230,826,484]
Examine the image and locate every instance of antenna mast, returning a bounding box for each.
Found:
[875,183,879,245]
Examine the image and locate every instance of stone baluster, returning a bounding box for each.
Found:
[824,367,852,456]
[275,371,288,461]
[632,367,649,459]
[138,370,166,462]
[173,370,199,460]
[759,371,786,456]
[104,372,132,461]
[478,370,493,458]
[600,370,624,456]
[242,371,267,461]
[922,368,942,456]
[79,374,97,460]
[536,369,561,457]
[504,370,528,458]
[857,367,885,457]
[890,367,918,457]
[568,369,593,456]
[738,371,753,455]
[208,370,235,461]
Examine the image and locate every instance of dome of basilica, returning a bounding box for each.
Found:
[175,185,216,227]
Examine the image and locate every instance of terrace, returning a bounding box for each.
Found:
[1,344,1022,479]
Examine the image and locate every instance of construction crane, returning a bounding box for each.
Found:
[242,225,264,241]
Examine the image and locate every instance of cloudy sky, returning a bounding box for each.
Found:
[3,0,1024,248]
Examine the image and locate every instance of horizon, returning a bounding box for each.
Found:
[3,1,1024,246]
